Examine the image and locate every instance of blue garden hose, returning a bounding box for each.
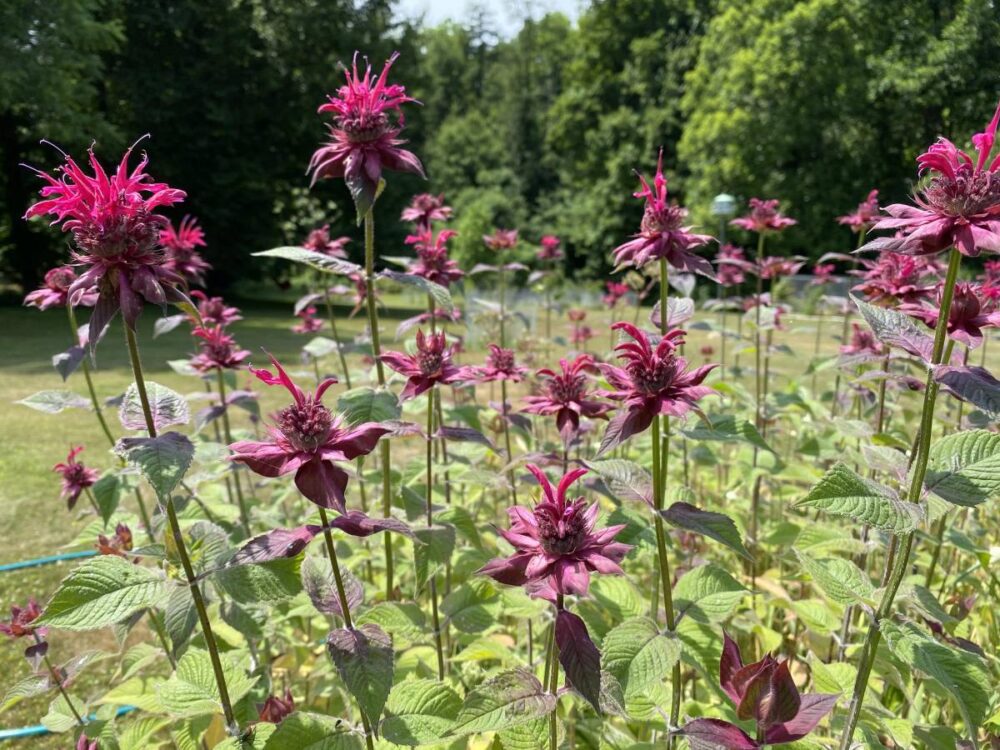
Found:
[0,706,136,741]
[0,550,96,574]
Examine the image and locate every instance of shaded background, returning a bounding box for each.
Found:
[3,0,1000,295]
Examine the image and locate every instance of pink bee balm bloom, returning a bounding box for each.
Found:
[308,52,425,209]
[985,258,1000,285]
[24,144,187,341]
[571,324,594,347]
[469,344,529,383]
[160,215,211,286]
[303,224,351,258]
[483,228,519,251]
[522,354,612,437]
[330,272,373,317]
[537,235,563,261]
[851,252,941,306]
[190,290,242,327]
[0,599,46,640]
[229,355,390,510]
[24,266,98,310]
[758,255,805,280]
[899,282,1000,349]
[381,329,466,401]
[731,198,797,234]
[76,735,98,750]
[603,281,630,308]
[716,244,749,287]
[479,465,631,601]
[291,306,324,334]
[837,189,880,232]
[597,322,716,447]
[861,101,1000,257]
[53,446,99,510]
[612,150,714,277]
[840,323,885,356]
[190,325,251,372]
[401,193,452,231]
[258,688,296,724]
[810,263,835,285]
[96,523,134,557]
[681,633,837,749]
[407,228,464,287]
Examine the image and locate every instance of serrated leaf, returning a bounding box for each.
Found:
[414,524,456,592]
[584,459,653,505]
[796,463,923,533]
[216,557,302,604]
[556,609,602,712]
[336,387,401,426]
[253,246,363,276]
[852,295,938,362]
[37,556,166,630]
[119,381,189,431]
[795,551,874,606]
[356,603,426,644]
[158,649,256,717]
[16,389,91,413]
[935,365,1000,420]
[680,414,772,452]
[661,502,751,560]
[153,313,188,338]
[441,579,500,633]
[672,564,746,624]
[449,669,555,736]
[327,624,394,725]
[52,345,85,381]
[263,712,362,749]
[924,430,1000,507]
[1,673,51,712]
[301,555,363,618]
[380,679,461,746]
[601,617,681,700]
[92,473,122,524]
[379,269,454,312]
[164,585,197,658]
[116,431,194,501]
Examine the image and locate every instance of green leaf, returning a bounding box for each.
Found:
[91,474,122,524]
[326,624,394,725]
[796,463,923,533]
[413,524,456,592]
[881,620,991,730]
[356,603,426,644]
[660,502,751,560]
[672,564,746,624]
[794,551,874,606]
[253,246,363,276]
[437,506,483,550]
[441,579,501,633]
[601,617,681,700]
[118,716,173,750]
[852,294,937,362]
[119,381,189,431]
[1,673,51,712]
[215,557,302,604]
[584,459,652,504]
[449,669,556,736]
[37,556,167,630]
[336,387,401,426]
[380,679,462,746]
[924,430,1000,507]
[158,648,256,717]
[379,269,454,312]
[164,585,197,658]
[680,413,773,452]
[262,712,363,749]
[16,389,91,413]
[115,431,194,501]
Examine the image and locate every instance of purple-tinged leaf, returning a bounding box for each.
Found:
[253,246,364,276]
[327,624,394,724]
[650,297,695,330]
[668,273,696,297]
[195,404,226,431]
[381,419,424,439]
[556,610,602,713]
[720,633,744,704]
[119,381,189,432]
[52,346,85,382]
[448,669,555,736]
[436,426,496,451]
[226,389,260,417]
[294,292,323,315]
[328,511,418,541]
[764,693,838,744]
[597,409,650,457]
[115,431,194,500]
[302,556,364,618]
[817,252,855,263]
[680,718,759,750]
[227,526,320,567]
[851,294,960,364]
[153,313,188,338]
[502,262,529,272]
[469,263,499,275]
[934,365,1000,420]
[661,503,751,560]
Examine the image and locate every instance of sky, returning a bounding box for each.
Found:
[395,0,582,37]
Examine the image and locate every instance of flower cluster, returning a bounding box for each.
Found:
[190,325,252,372]
[96,523,134,557]
[407,228,464,287]
[851,252,941,306]
[401,193,451,231]
[190,290,243,327]
[899,282,1000,349]
[731,198,797,234]
[837,189,880,232]
[303,224,350,258]
[24,266,98,311]
[483,228,519,251]
[468,344,528,383]
[716,245,749,287]
[522,354,610,438]
[160,215,211,286]
[0,599,46,640]
[537,235,563,261]
[291,306,324,334]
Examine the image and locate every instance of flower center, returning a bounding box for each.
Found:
[340,111,390,143]
[924,168,1000,217]
[535,502,587,555]
[418,348,444,378]
[641,204,685,235]
[489,348,516,372]
[65,464,92,487]
[548,374,586,404]
[277,399,333,452]
[74,204,160,259]
[629,358,677,396]
[47,267,77,291]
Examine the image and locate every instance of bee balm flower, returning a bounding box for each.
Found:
[731,198,797,234]
[837,189,880,232]
[160,215,211,286]
[381,329,466,400]
[522,354,611,438]
[24,266,98,311]
[401,193,451,231]
[53,446,99,510]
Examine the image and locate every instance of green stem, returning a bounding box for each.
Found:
[499,261,507,347]
[322,287,353,390]
[500,378,518,504]
[148,608,177,669]
[216,368,252,536]
[749,233,766,602]
[426,389,445,679]
[37,634,85,726]
[838,247,962,750]
[548,595,563,750]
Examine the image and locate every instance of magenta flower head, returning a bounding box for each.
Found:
[603,281,630,308]
[899,282,1000,349]
[861,101,1000,257]
[291,306,324,334]
[681,633,837,749]
[522,354,612,439]
[851,252,941,306]
[731,198,797,234]
[0,599,46,640]
[537,235,563,261]
[190,325,251,372]
[470,344,529,383]
[597,322,716,448]
[840,322,885,357]
[229,355,390,510]
[24,266,98,311]
[96,523,134,557]
[160,215,211,286]
[612,150,715,277]
[758,256,805,280]
[189,290,242,327]
[24,143,187,341]
[837,189,880,232]
[381,329,465,401]
[401,193,451,231]
[407,228,464,287]
[811,263,835,285]
[479,465,631,601]
[716,245,749,288]
[303,224,350,258]
[53,446,99,510]
[258,688,296,724]
[308,52,425,214]
[483,228,519,251]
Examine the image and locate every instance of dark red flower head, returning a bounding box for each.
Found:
[407,228,464,287]
[308,52,425,209]
[24,143,187,339]
[523,354,611,438]
[603,281,630,308]
[96,523,134,557]
[303,224,350,258]
[381,329,465,400]
[190,325,252,372]
[758,256,805,280]
[810,263,835,285]
[850,252,941,306]
[291,306,324,335]
[681,634,837,748]
[861,101,1000,257]
[53,446,99,510]
[24,266,98,311]
[899,282,1000,349]
[479,465,631,601]
[731,198,797,234]
[401,193,451,231]
[483,229,519,251]
[837,189,880,232]
[190,290,242,327]
[160,215,211,286]
[538,235,563,261]
[229,355,389,510]
[0,599,46,640]
[716,244,749,287]
[470,344,529,383]
[258,688,295,724]
[840,322,885,357]
[612,150,714,276]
